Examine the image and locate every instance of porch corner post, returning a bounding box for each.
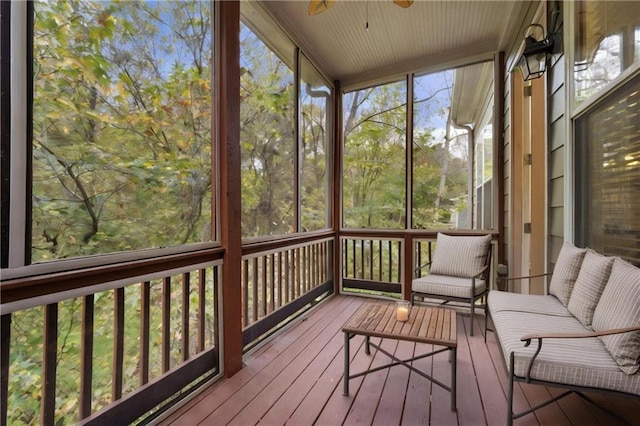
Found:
[332,80,343,294]
[216,0,243,377]
[494,51,506,266]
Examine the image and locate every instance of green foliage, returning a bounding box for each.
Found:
[239,24,297,237]
[343,82,407,229]
[32,0,213,262]
[342,73,470,230]
[7,272,217,425]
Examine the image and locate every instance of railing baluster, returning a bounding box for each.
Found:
[243,259,249,327]
[313,244,318,286]
[324,241,329,281]
[213,266,220,351]
[342,239,347,277]
[43,304,58,424]
[289,249,294,301]
[162,277,171,373]
[182,273,190,361]
[378,240,383,282]
[270,254,276,312]
[359,239,365,279]
[113,288,125,401]
[277,252,283,309]
[1,314,10,426]
[198,269,206,352]
[140,282,150,386]
[388,241,393,282]
[80,295,94,419]
[416,241,422,277]
[369,240,374,280]
[309,245,312,290]
[305,245,310,291]
[252,257,259,323]
[351,239,356,279]
[296,248,302,297]
[261,256,268,315]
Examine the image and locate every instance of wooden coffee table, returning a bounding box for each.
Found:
[342,302,458,410]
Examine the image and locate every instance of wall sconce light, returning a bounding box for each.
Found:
[518,24,555,81]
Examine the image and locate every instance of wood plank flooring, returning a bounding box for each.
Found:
[159,295,640,425]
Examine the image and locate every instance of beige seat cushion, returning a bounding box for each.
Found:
[488,290,571,317]
[413,274,486,299]
[492,310,640,395]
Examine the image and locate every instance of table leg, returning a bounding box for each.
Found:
[451,347,457,411]
[365,336,370,355]
[343,332,350,396]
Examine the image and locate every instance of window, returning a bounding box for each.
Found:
[413,62,494,230]
[240,8,296,238]
[574,1,640,105]
[473,124,493,230]
[342,81,407,229]
[31,1,213,262]
[342,62,494,231]
[412,70,467,229]
[575,74,640,265]
[300,54,331,231]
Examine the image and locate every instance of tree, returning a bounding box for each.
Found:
[32,0,213,262]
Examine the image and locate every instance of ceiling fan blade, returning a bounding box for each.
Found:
[393,0,414,8]
[308,0,336,16]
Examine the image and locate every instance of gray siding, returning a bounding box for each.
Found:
[547,4,565,270]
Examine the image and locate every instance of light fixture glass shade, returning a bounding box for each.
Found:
[519,50,548,81]
[518,27,554,81]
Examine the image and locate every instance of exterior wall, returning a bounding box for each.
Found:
[501,1,540,290]
[502,0,566,287]
[547,1,566,271]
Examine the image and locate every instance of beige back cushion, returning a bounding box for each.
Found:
[430,233,491,278]
[567,250,615,328]
[592,258,640,375]
[548,242,587,306]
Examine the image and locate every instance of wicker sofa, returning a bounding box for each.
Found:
[487,242,640,426]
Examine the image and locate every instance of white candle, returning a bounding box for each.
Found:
[397,306,409,321]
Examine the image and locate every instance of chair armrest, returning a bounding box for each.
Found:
[517,326,640,382]
[499,272,551,293]
[414,260,433,275]
[521,325,640,345]
[502,272,552,282]
[473,264,489,278]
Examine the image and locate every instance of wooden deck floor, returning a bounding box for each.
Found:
[159,295,639,425]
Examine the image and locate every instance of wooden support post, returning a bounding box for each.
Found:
[216,0,243,377]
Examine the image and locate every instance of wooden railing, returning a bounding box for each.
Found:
[1,248,223,425]
[341,236,403,295]
[340,230,499,298]
[0,229,497,424]
[0,231,336,424]
[241,233,334,349]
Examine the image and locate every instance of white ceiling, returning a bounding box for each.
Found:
[259,0,535,89]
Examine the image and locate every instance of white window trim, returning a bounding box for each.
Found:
[565,1,640,244]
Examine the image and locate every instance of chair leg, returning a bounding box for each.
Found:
[507,353,515,426]
[484,306,489,343]
[469,296,475,336]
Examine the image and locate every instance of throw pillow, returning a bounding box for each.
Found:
[430,233,492,278]
[567,250,614,328]
[548,241,587,306]
[592,258,640,375]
